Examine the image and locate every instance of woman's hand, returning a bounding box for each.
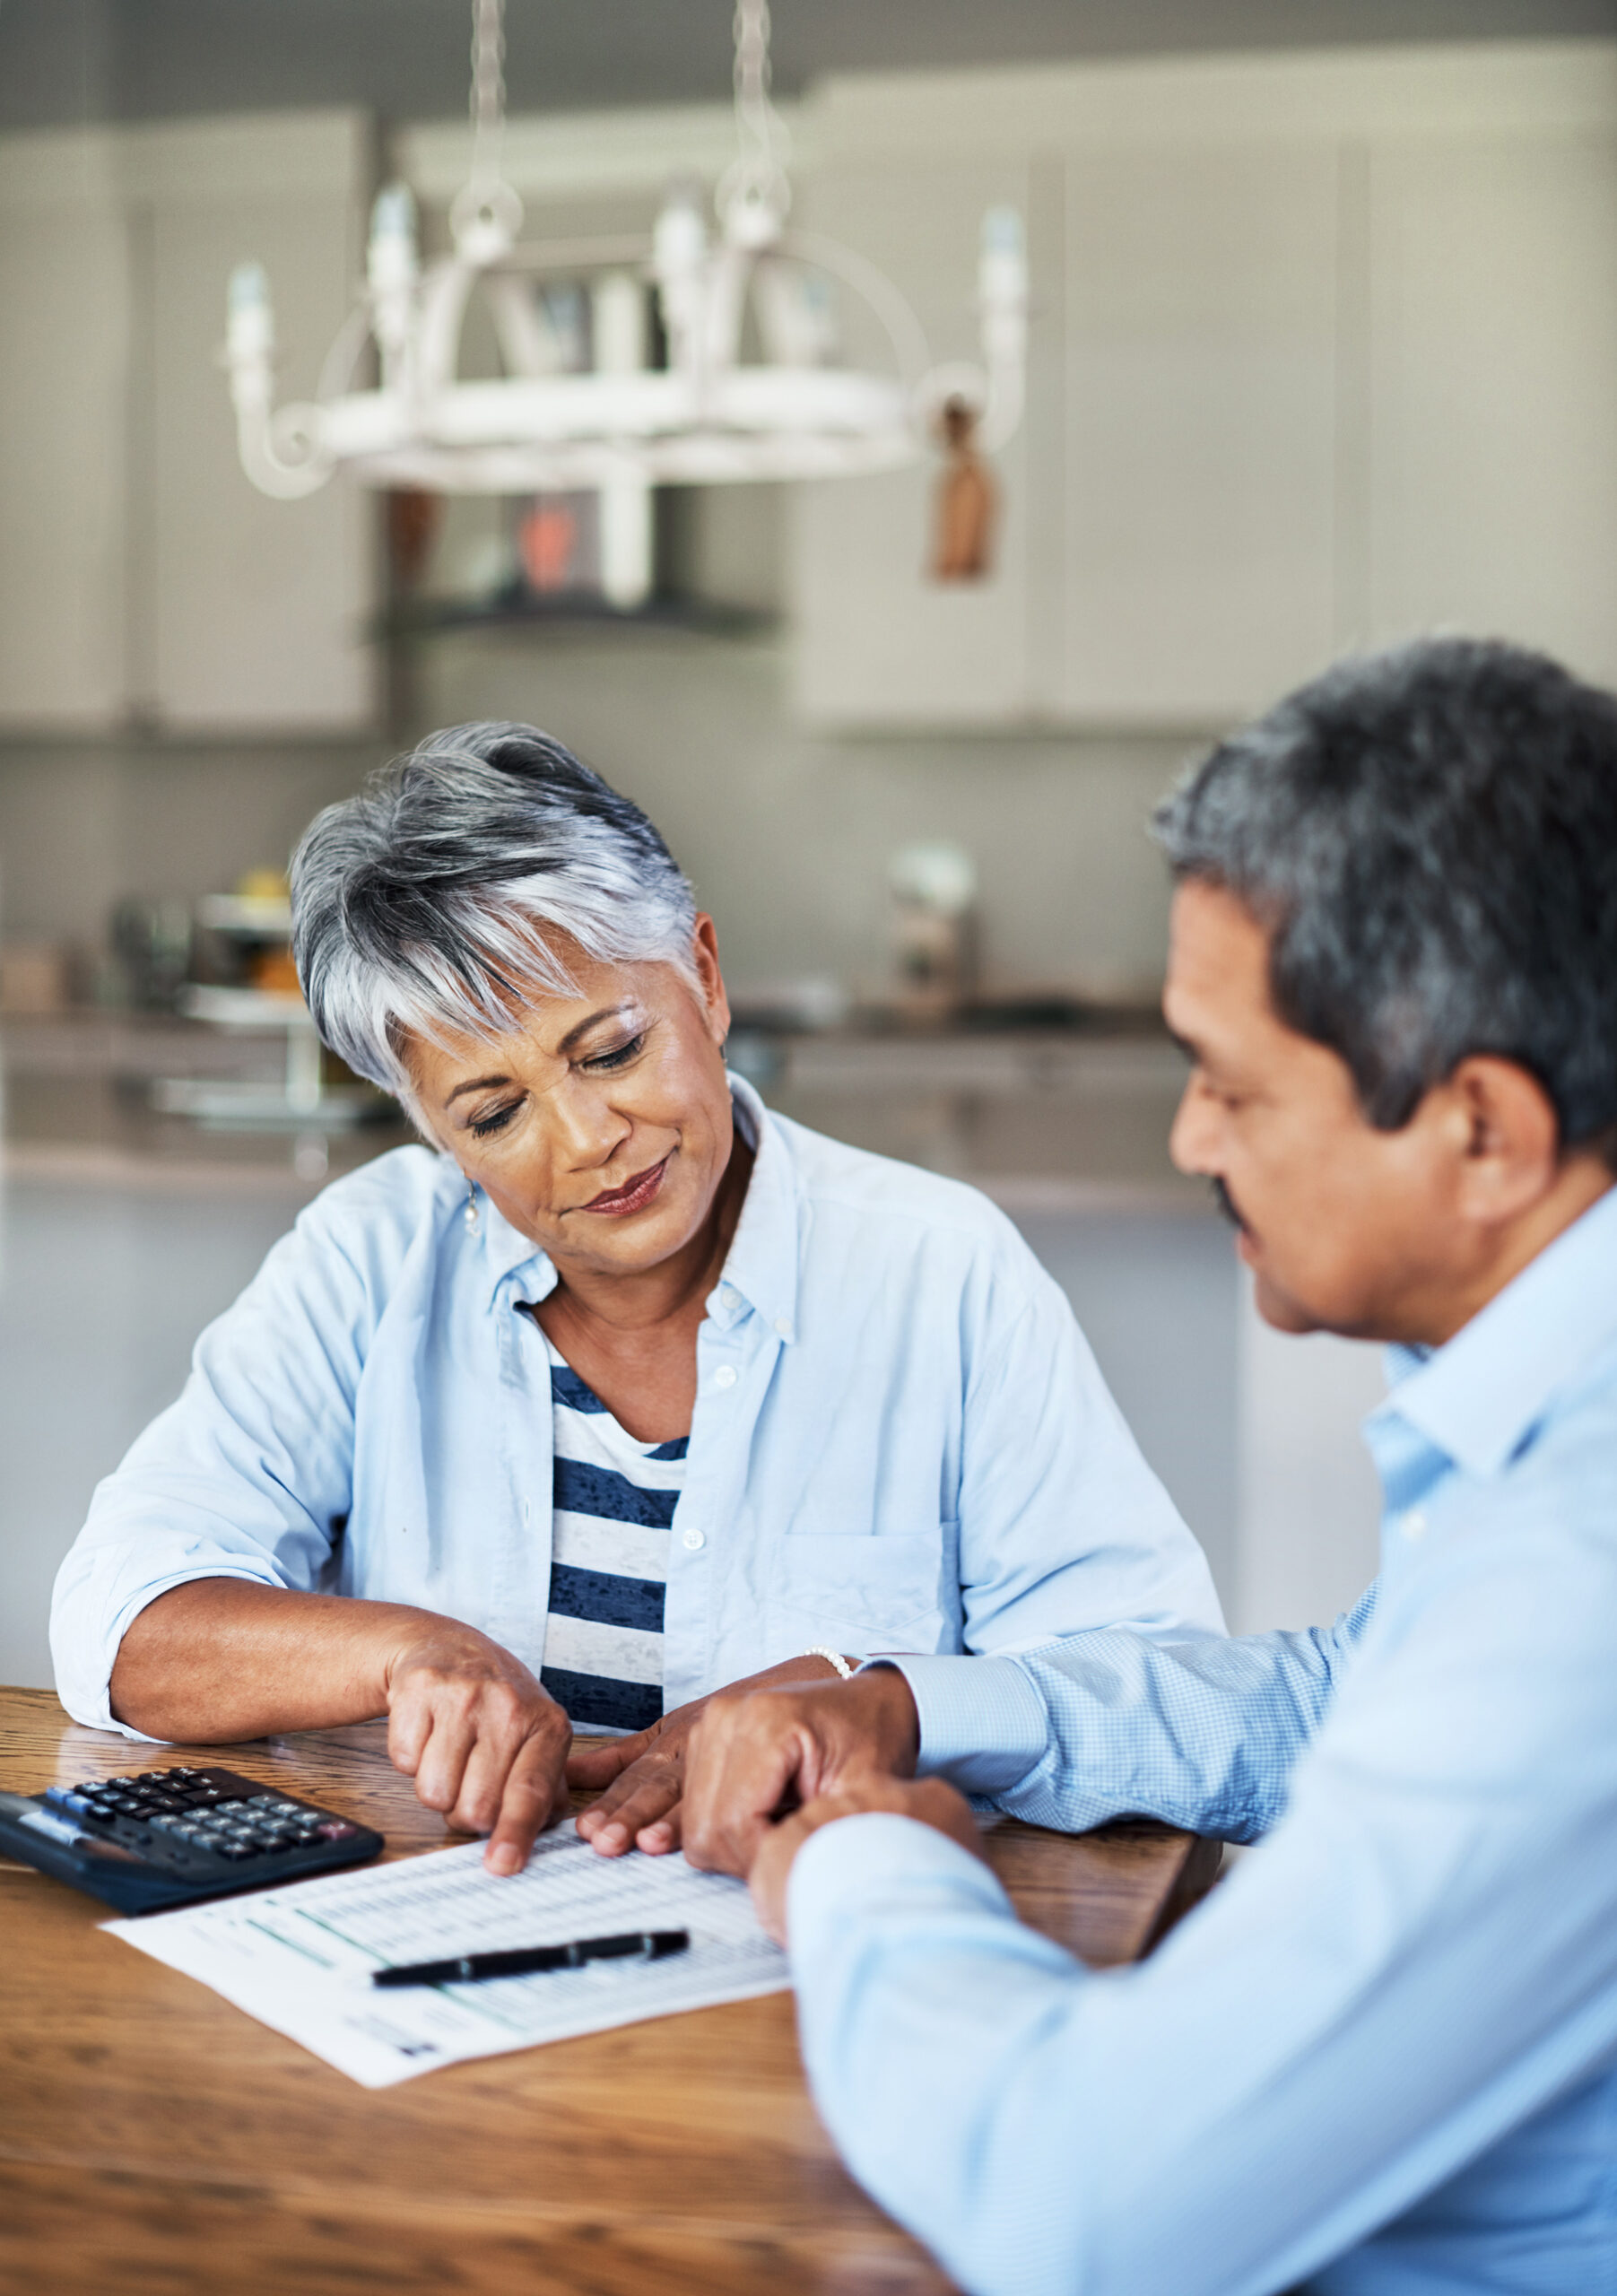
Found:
[384,1621,572,1875]
[568,1654,848,1857]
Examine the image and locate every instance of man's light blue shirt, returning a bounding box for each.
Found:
[789,1183,1617,2296]
[50,1078,1221,1736]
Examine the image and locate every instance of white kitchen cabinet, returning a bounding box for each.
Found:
[1365,127,1617,685]
[0,135,130,730]
[789,154,1036,727]
[789,46,1617,730]
[0,113,376,736]
[1060,140,1342,724]
[134,115,378,732]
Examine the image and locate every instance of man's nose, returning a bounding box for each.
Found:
[1168,1079,1216,1177]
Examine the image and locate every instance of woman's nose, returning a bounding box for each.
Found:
[548,1083,631,1170]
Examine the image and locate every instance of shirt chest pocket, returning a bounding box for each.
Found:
[763,1525,961,1658]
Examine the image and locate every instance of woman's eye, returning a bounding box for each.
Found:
[470,1101,520,1138]
[584,1032,646,1073]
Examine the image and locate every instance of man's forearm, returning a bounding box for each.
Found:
[894,1588,1376,1841]
[109,1578,438,1741]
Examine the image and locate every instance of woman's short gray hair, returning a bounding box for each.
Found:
[291,722,698,1098]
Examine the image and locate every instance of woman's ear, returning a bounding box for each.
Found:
[691,914,732,1048]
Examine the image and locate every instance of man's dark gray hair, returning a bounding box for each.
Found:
[1153,638,1617,1167]
[291,722,697,1100]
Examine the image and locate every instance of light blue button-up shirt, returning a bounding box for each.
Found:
[789,1181,1617,2296]
[50,1079,1221,1737]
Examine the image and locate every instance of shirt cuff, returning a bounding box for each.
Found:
[787,1808,1013,1967]
[865,1653,1049,1796]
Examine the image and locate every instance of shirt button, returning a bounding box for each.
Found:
[713,1364,737,1391]
[719,1285,740,1310]
[774,1318,793,1340]
[681,1526,706,1552]
[1404,1509,1429,1541]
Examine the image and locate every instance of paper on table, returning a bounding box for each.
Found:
[103,1819,791,2088]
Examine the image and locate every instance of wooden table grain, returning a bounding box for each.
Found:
[0,1685,1220,2296]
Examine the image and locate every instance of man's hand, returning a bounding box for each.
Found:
[385,1622,571,1875]
[568,1654,849,1857]
[748,1777,986,1944]
[682,1666,922,1878]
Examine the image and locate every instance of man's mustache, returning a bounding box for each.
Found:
[1210,1175,1248,1232]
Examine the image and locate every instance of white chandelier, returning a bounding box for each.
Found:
[223,0,1028,515]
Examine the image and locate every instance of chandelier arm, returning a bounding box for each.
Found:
[778,230,934,400]
[231,398,334,500]
[316,298,381,406]
[491,237,656,277]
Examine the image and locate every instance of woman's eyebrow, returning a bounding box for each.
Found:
[445,1072,511,1106]
[442,1007,637,1103]
[555,1004,635,1055]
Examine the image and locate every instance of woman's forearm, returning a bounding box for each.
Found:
[109,1578,444,1742]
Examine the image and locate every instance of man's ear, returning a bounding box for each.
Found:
[691,914,732,1048]
[1444,1057,1562,1227]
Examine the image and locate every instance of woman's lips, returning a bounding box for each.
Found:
[579,1158,670,1217]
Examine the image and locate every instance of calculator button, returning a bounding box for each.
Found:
[247,1794,280,1808]
[215,1840,262,1860]
[316,1820,359,1840]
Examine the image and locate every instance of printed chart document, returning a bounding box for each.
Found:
[104,1821,791,2088]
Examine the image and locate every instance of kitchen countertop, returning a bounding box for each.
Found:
[0,1013,1206,1213]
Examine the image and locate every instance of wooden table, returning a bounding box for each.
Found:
[0,1685,1219,2295]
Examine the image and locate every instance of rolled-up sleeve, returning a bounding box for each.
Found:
[49,1195,379,1735]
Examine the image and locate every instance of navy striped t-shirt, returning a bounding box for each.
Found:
[537,1334,686,1735]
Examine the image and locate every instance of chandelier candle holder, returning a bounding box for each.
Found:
[223,0,1028,609]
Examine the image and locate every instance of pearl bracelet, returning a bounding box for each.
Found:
[801,1644,856,1680]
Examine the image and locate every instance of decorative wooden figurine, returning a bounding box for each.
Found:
[930,395,996,582]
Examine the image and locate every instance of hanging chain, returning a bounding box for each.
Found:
[467,0,508,203]
[719,0,791,231]
[451,0,522,248]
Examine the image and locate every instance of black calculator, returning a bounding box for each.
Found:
[0,1764,385,1916]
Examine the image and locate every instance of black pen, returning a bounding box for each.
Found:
[372,1929,690,1987]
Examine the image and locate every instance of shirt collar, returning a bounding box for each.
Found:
[477,1072,800,1337]
[706,1074,801,1341]
[1370,1182,1617,1480]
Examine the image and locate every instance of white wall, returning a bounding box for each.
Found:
[1234,1275,1387,1633]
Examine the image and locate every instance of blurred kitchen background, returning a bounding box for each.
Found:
[3,0,1611,1685]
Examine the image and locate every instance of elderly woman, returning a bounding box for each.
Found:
[51,724,1221,1874]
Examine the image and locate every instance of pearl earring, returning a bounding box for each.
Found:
[464,1176,482,1236]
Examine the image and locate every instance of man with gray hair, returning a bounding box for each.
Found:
[681,637,1617,2295]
